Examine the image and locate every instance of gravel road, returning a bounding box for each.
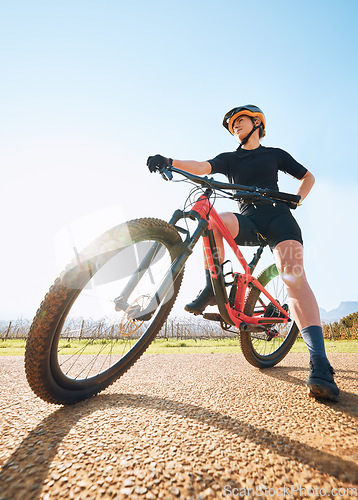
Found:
[0,353,357,499]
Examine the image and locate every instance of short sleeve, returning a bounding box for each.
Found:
[278,149,307,180]
[207,153,230,176]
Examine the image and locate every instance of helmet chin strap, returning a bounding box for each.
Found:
[237,123,260,149]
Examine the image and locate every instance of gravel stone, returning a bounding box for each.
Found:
[0,353,357,499]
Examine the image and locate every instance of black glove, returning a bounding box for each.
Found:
[147,154,173,173]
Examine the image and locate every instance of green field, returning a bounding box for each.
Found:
[1,337,357,356]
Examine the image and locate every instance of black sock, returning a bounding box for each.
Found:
[301,325,327,359]
[205,265,224,290]
[205,269,213,290]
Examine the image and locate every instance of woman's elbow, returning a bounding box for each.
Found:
[304,171,315,185]
[199,161,212,175]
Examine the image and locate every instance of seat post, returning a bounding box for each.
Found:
[248,244,266,273]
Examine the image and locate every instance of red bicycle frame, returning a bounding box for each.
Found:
[191,194,290,328]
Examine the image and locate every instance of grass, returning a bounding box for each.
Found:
[0,339,27,356]
[0,337,357,356]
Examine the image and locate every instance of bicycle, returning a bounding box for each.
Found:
[25,165,301,404]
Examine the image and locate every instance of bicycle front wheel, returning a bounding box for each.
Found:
[240,264,299,368]
[25,218,184,404]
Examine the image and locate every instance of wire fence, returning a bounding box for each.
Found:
[0,316,237,341]
[0,319,31,340]
[2,316,358,341]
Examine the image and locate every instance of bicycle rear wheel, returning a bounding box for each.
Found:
[25,218,184,404]
[240,264,299,368]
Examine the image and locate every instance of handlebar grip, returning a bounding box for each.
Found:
[265,190,301,204]
[234,190,300,204]
[159,167,173,181]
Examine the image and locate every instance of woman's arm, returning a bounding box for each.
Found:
[296,171,315,202]
[172,159,212,176]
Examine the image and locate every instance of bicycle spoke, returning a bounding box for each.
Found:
[55,239,175,381]
[244,269,296,360]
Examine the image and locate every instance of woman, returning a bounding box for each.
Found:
[147,105,339,402]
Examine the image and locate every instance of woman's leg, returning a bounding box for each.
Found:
[204,212,239,267]
[185,212,239,314]
[272,240,320,329]
[273,240,339,401]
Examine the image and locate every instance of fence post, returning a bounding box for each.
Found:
[342,323,350,340]
[80,319,85,339]
[4,321,12,341]
[329,323,335,341]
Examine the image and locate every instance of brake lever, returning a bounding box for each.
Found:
[159,167,173,181]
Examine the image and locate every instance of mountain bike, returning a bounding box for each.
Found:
[25,165,301,404]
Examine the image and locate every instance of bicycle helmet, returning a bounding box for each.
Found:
[223,105,266,135]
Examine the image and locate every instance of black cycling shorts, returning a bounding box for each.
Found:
[233,204,303,250]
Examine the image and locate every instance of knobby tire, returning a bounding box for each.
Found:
[25,218,184,404]
[240,264,299,368]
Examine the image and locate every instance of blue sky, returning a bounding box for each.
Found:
[1,0,358,320]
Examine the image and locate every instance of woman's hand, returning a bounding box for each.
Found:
[147,155,212,176]
[147,154,173,173]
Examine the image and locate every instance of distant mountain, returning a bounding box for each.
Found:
[320,301,358,323]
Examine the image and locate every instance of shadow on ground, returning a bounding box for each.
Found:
[0,391,357,499]
[260,364,358,418]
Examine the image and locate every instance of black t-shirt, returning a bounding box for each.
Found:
[208,145,307,214]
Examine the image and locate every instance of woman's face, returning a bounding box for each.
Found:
[233,115,255,141]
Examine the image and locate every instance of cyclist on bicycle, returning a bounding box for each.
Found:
[147,105,339,402]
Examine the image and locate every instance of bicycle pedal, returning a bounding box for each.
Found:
[266,328,279,341]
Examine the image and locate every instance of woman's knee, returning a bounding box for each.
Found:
[217,212,239,238]
[280,263,306,287]
[274,240,306,288]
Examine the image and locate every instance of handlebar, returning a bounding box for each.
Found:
[159,165,301,206]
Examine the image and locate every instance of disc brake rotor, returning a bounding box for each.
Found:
[118,295,151,337]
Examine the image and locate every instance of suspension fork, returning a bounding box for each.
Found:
[114,241,163,310]
[114,211,209,320]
